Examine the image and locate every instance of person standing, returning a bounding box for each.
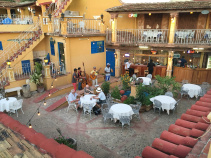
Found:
[72,68,78,91]
[180,56,187,67]
[78,67,82,78]
[90,66,98,86]
[104,63,112,81]
[125,59,134,76]
[147,59,155,74]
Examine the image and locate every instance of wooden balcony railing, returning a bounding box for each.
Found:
[106,29,169,44]
[174,29,211,45]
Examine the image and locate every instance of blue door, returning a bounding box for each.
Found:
[106,49,115,76]
[21,60,31,74]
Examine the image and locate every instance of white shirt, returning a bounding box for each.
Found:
[105,67,111,76]
[68,92,78,102]
[98,92,106,100]
[125,62,131,69]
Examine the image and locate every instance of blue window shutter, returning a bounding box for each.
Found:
[0,41,3,50]
[91,41,104,54]
[50,41,55,56]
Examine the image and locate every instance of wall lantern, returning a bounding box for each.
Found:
[6,59,11,68]
[50,37,55,44]
[149,13,151,16]
[61,12,64,21]
[114,53,117,58]
[101,14,104,24]
[44,57,48,65]
[48,13,52,21]
[190,12,193,14]
[171,17,175,23]
[32,9,36,16]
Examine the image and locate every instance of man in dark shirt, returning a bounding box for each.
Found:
[72,68,77,91]
[147,59,155,74]
[180,56,187,67]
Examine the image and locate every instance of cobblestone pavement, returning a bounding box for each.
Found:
[10,90,197,158]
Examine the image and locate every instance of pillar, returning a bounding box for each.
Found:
[41,5,46,16]
[100,22,105,33]
[20,8,24,20]
[7,68,16,82]
[115,49,121,77]
[199,52,204,68]
[48,20,53,33]
[111,14,118,43]
[166,51,174,77]
[44,65,51,78]
[61,18,67,35]
[6,8,11,19]
[169,13,178,44]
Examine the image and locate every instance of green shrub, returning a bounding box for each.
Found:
[155,75,181,97]
[111,86,121,99]
[101,81,110,96]
[123,96,136,104]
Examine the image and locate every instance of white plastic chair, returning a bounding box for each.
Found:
[66,95,78,113]
[146,74,152,79]
[10,99,24,117]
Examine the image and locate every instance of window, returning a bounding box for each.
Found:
[50,41,55,56]
[91,41,104,54]
[0,41,3,50]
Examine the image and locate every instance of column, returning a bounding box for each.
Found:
[41,5,46,16]
[48,20,53,33]
[7,68,16,82]
[199,52,204,68]
[61,18,67,35]
[115,49,121,77]
[44,65,51,78]
[6,8,11,19]
[166,51,174,77]
[100,22,105,33]
[111,14,118,43]
[169,13,178,44]
[20,8,24,20]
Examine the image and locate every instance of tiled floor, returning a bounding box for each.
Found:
[9,90,198,158]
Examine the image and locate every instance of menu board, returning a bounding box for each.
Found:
[207,56,211,69]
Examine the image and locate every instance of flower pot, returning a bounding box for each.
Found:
[67,138,77,150]
[37,84,44,93]
[139,105,146,112]
[22,84,31,98]
[145,105,153,111]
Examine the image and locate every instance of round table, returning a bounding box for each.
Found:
[80,94,97,107]
[109,104,134,121]
[182,84,202,98]
[150,95,176,115]
[137,77,152,85]
[0,97,17,112]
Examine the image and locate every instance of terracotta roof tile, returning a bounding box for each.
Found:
[0,1,35,8]
[106,1,211,13]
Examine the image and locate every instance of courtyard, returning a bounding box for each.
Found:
[9,88,196,158]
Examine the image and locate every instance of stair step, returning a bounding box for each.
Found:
[45,97,66,112]
[33,88,59,103]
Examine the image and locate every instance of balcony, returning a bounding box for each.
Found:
[106,29,169,45]
[45,18,104,36]
[0,14,33,25]
[174,29,211,45]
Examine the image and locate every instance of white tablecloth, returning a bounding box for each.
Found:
[80,94,97,108]
[182,84,202,98]
[150,95,176,115]
[109,104,134,120]
[137,77,152,85]
[0,97,17,112]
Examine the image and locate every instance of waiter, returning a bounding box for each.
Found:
[104,63,113,81]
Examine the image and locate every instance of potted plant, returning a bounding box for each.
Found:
[30,62,44,93]
[101,81,110,96]
[121,72,131,91]
[55,128,77,150]
[111,86,121,101]
[123,96,136,105]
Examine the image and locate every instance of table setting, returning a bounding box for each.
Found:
[137,77,152,85]
[80,94,97,108]
[182,84,202,98]
[0,97,17,112]
[108,104,134,122]
[150,95,176,115]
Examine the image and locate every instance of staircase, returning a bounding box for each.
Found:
[0,21,44,87]
[0,22,43,72]
[52,0,72,17]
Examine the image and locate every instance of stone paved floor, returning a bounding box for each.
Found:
[10,90,198,158]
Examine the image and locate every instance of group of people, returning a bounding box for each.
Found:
[67,85,106,115]
[125,59,156,76]
[72,63,113,91]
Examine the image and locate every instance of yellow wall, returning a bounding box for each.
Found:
[67,36,106,75]
[0,25,34,32]
[0,33,22,51]
[117,14,137,29]
[67,0,122,29]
